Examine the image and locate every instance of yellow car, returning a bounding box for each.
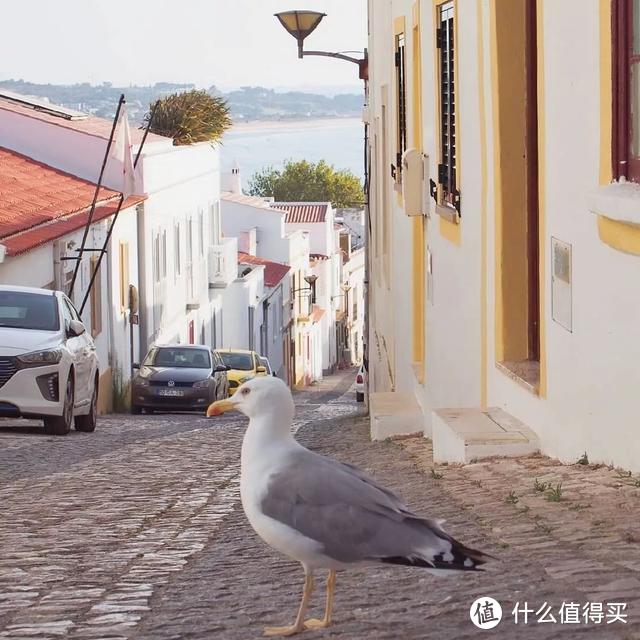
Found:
[214,349,267,395]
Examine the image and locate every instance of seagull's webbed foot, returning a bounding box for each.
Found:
[263,624,305,637]
[303,618,330,630]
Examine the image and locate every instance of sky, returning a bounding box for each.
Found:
[1,0,367,92]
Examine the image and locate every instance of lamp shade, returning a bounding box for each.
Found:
[275,11,326,48]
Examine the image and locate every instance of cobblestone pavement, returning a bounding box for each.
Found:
[1,370,639,639]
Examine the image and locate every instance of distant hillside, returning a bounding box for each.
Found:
[0,79,364,124]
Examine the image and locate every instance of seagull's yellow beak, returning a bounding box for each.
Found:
[206,399,236,417]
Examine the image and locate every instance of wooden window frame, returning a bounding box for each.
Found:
[436,1,461,214]
[612,0,640,182]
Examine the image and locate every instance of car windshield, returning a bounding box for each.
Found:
[0,291,59,331]
[145,347,211,369]
[219,352,253,371]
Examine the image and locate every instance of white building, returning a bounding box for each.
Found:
[366,0,640,471]
[0,146,144,412]
[271,202,343,376]
[0,92,240,407]
[220,185,315,386]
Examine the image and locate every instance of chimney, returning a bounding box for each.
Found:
[222,160,242,194]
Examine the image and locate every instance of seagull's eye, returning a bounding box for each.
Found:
[241,388,251,396]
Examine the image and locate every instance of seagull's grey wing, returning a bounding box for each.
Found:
[261,449,487,570]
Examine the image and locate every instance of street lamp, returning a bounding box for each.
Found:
[274,10,368,80]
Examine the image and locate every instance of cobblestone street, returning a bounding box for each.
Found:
[1,370,640,639]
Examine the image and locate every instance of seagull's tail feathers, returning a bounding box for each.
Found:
[379,518,492,573]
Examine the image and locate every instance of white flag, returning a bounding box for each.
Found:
[109,104,137,199]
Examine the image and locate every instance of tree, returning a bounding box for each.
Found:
[145,89,231,145]
[248,160,363,208]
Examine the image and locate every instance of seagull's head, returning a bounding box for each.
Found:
[206,375,294,421]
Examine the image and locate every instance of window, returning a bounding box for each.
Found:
[613,0,640,182]
[174,224,181,277]
[119,242,129,310]
[162,230,167,279]
[352,285,358,320]
[210,202,221,244]
[198,210,204,256]
[248,307,255,351]
[437,1,460,213]
[90,256,102,337]
[395,31,407,181]
[153,233,161,284]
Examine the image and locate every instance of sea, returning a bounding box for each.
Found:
[219,117,365,190]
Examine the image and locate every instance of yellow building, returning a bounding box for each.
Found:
[366,0,640,471]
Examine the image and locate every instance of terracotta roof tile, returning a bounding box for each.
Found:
[271,202,330,224]
[237,251,291,288]
[0,147,145,256]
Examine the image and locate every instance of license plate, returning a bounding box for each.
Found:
[158,389,184,397]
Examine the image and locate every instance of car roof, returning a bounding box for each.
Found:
[215,348,255,355]
[0,284,58,296]
[153,344,211,350]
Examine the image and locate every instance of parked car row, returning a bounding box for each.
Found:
[130,347,273,413]
[0,284,280,435]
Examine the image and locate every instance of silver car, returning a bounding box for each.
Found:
[0,285,99,435]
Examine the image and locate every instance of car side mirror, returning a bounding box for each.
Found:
[225,365,232,371]
[256,366,267,374]
[132,362,140,370]
[214,364,227,372]
[68,319,86,337]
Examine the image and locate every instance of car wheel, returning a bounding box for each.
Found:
[356,391,364,403]
[75,376,98,432]
[44,374,74,435]
[131,404,142,415]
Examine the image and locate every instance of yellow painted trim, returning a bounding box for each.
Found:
[537,0,547,398]
[438,215,461,245]
[490,0,529,365]
[433,0,462,245]
[599,0,613,186]
[597,216,640,254]
[394,15,406,35]
[477,0,488,409]
[411,2,425,384]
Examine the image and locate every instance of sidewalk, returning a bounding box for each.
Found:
[133,372,640,639]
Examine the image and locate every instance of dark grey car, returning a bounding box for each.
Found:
[131,345,229,414]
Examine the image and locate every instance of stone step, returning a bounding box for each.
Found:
[369,391,424,440]
[432,407,539,463]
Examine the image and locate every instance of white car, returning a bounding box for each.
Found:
[355,362,366,402]
[0,285,99,435]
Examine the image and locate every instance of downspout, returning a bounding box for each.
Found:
[106,223,117,411]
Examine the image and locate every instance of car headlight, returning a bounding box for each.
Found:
[239,375,254,383]
[136,378,150,388]
[17,348,63,367]
[192,379,210,389]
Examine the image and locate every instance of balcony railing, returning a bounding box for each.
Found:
[208,237,238,288]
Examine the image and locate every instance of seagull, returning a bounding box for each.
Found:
[207,376,490,637]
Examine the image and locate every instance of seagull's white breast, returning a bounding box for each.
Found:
[240,433,333,569]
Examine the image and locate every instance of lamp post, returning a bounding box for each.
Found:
[274,10,368,80]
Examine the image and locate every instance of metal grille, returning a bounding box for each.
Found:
[0,357,18,389]
[437,2,459,211]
